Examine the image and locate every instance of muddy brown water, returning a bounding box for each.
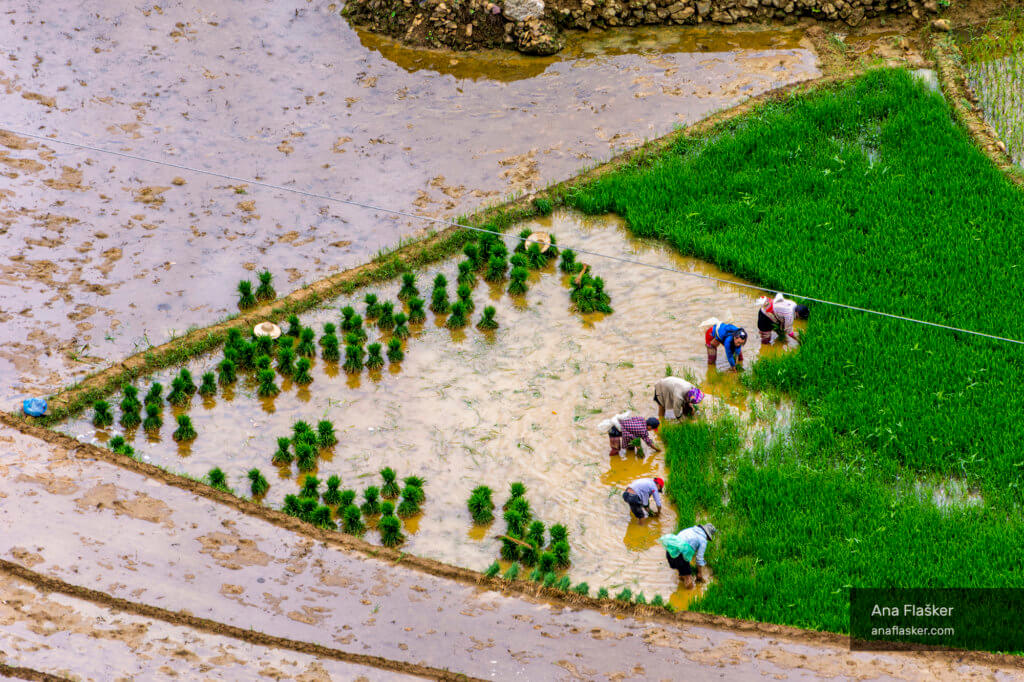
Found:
[61,211,795,607]
[0,0,818,401]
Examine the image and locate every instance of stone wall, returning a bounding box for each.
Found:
[342,0,940,55]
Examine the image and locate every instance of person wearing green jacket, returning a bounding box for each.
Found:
[659,523,717,589]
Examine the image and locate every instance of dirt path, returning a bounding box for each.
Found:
[2,424,1020,680]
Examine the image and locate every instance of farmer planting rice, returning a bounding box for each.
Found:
[622,476,664,520]
[660,523,717,589]
[701,317,747,370]
[599,412,661,456]
[756,293,809,344]
[653,376,704,419]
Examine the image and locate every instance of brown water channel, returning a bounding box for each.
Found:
[0,0,819,401]
[61,211,794,606]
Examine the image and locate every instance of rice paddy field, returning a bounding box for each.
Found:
[566,67,1024,634]
[960,7,1024,167]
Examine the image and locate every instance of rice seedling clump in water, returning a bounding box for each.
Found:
[392,312,410,339]
[248,468,269,497]
[142,404,162,432]
[477,306,499,330]
[172,415,197,442]
[207,467,230,493]
[317,420,337,448]
[365,342,384,370]
[380,467,400,498]
[272,437,293,465]
[198,372,217,397]
[467,485,495,523]
[398,272,419,300]
[323,475,342,505]
[430,274,450,313]
[387,338,404,362]
[293,358,313,385]
[255,270,276,301]
[237,280,256,308]
[378,514,404,546]
[407,297,427,324]
[361,486,381,515]
[342,504,365,535]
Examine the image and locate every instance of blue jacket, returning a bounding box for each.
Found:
[712,323,743,368]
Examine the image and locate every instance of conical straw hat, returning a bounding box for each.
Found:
[253,321,282,339]
[527,231,551,253]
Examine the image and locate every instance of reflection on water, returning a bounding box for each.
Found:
[64,210,797,604]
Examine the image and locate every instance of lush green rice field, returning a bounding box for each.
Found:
[567,69,1024,634]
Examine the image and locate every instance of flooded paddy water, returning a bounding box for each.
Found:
[1,0,818,401]
[62,211,795,607]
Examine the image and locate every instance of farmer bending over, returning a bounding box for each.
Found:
[654,376,704,419]
[622,477,664,520]
[660,523,717,589]
[757,293,809,344]
[702,317,747,370]
[599,412,661,456]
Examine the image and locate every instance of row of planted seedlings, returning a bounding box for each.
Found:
[468,482,673,610]
[89,227,613,443]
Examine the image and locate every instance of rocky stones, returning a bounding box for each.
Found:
[502,0,544,21]
[931,18,951,32]
[513,18,562,54]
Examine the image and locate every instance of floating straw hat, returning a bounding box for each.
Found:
[253,321,282,339]
[527,231,551,253]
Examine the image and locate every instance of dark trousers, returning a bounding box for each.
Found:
[666,551,694,576]
[623,491,646,519]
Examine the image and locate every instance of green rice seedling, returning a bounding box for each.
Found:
[484,255,508,282]
[363,294,381,320]
[615,588,633,602]
[519,539,540,566]
[144,383,163,406]
[542,572,557,588]
[525,242,548,270]
[317,420,336,448]
[207,467,230,493]
[119,385,141,412]
[507,267,529,295]
[119,404,141,429]
[456,283,474,311]
[295,443,317,472]
[546,233,559,258]
[500,536,520,561]
[293,358,313,385]
[396,496,420,518]
[361,486,381,515]
[172,415,197,442]
[322,475,342,505]
[283,494,301,517]
[298,498,318,523]
[476,306,498,330]
[343,332,363,348]
[597,588,609,599]
[248,468,269,497]
[507,497,531,524]
[392,312,410,339]
[403,475,425,488]
[300,475,321,500]
[312,505,335,530]
[277,345,295,376]
[296,328,316,357]
[178,369,197,395]
[341,305,355,326]
[532,197,553,215]
[634,593,647,605]
[166,379,188,407]
[463,242,481,269]
[365,342,384,369]
[502,563,520,581]
[198,372,217,397]
[339,489,357,508]
[237,280,256,308]
[343,344,364,373]
[292,420,316,443]
[559,248,582,274]
[321,334,340,362]
[398,272,419,300]
[509,253,528,269]
[549,524,568,545]
[286,314,302,337]
[467,486,494,523]
[256,369,279,397]
[380,500,395,516]
[341,504,365,535]
[503,509,525,537]
[377,302,395,330]
[386,338,404,363]
[254,335,273,358]
[526,521,545,548]
[457,260,476,288]
[514,228,532,253]
[380,467,400,498]
[108,435,126,451]
[400,483,425,505]
[378,515,404,546]
[407,297,426,324]
[142,404,162,432]
[507,482,526,502]
[444,301,468,328]
[217,358,237,385]
[538,551,556,573]
[320,322,336,341]
[572,582,590,596]
[430,280,450,313]
[432,272,447,289]
[485,562,501,578]
[255,270,276,301]
[254,354,271,371]
[272,437,292,465]
[651,595,666,607]
[478,232,504,260]
[529,567,543,582]
[226,328,243,350]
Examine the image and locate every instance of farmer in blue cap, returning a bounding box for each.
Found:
[660,523,717,589]
[653,376,704,419]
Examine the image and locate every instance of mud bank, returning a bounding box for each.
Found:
[342,0,939,55]
[3,424,1021,680]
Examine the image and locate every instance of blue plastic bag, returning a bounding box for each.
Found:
[22,397,47,417]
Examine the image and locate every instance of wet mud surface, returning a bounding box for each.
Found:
[61,212,792,605]
[0,572,408,682]
[4,423,1019,681]
[0,0,817,401]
